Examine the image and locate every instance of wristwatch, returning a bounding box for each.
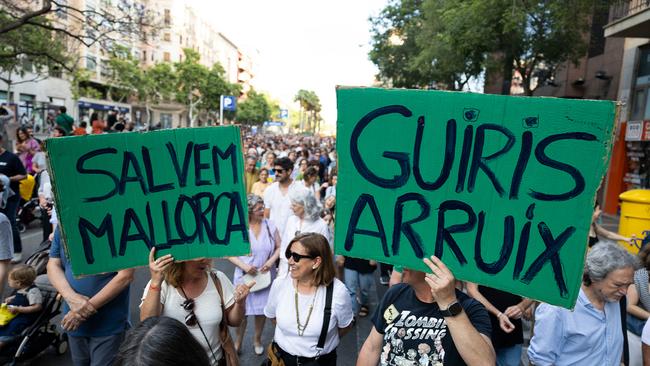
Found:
[440,301,463,317]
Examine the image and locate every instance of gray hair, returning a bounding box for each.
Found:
[247,194,264,211]
[289,189,321,221]
[583,242,639,285]
[32,152,47,170]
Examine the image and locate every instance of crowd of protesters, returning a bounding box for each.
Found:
[0,111,645,365]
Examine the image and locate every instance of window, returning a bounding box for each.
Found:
[161,113,172,129]
[163,33,171,42]
[163,52,170,62]
[142,50,147,61]
[630,46,650,121]
[100,60,111,78]
[164,9,171,26]
[86,56,97,71]
[18,94,35,122]
[179,35,183,44]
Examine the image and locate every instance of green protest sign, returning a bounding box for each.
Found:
[335,87,616,308]
[46,126,250,276]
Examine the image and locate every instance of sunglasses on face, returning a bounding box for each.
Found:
[286,251,315,262]
[274,169,286,173]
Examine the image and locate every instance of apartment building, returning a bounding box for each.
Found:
[0,0,255,131]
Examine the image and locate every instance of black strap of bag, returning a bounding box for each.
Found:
[620,296,629,366]
[317,282,334,349]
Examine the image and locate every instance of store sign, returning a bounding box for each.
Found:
[336,87,616,309]
[626,121,643,141]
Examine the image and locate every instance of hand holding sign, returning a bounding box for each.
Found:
[234,281,256,304]
[148,247,174,285]
[423,256,457,309]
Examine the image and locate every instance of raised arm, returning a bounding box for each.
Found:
[424,257,495,366]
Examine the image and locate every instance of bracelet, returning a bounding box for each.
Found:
[149,283,161,291]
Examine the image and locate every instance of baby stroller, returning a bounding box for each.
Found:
[16,198,42,233]
[0,241,68,365]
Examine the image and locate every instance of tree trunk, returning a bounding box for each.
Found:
[501,51,514,95]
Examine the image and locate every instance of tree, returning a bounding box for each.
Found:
[140,62,177,127]
[174,48,208,127]
[106,45,143,103]
[237,89,271,125]
[200,64,241,124]
[369,0,609,95]
[0,0,160,71]
[294,89,321,132]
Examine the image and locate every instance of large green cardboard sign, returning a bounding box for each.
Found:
[46,126,250,276]
[335,87,616,308]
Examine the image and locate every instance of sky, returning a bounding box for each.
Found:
[194,0,388,129]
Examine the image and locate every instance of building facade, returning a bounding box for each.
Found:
[602,0,650,214]
[0,0,255,132]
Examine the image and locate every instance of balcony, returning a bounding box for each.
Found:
[604,0,650,37]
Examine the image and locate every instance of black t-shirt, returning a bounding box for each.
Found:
[0,150,26,193]
[372,284,491,366]
[343,257,376,274]
[478,286,523,348]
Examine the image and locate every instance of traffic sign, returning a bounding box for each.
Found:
[221,95,236,111]
[263,121,285,127]
[279,109,289,119]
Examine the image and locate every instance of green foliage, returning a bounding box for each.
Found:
[0,13,70,85]
[369,0,608,94]
[294,89,321,132]
[106,45,143,102]
[237,89,271,125]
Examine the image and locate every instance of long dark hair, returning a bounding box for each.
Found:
[114,316,210,366]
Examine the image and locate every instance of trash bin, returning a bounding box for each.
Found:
[618,189,650,254]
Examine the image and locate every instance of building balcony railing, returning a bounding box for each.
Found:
[610,0,650,22]
[605,0,650,37]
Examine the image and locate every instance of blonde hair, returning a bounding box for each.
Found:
[10,265,36,288]
[163,262,185,288]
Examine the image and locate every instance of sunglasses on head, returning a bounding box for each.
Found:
[286,251,315,262]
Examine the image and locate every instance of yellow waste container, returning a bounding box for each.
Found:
[618,189,650,254]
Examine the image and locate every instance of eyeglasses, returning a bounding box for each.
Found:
[274,168,286,173]
[286,251,315,262]
[182,298,198,326]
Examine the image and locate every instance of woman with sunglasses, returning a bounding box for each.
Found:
[278,189,331,278]
[264,233,354,366]
[140,250,253,366]
[228,194,281,355]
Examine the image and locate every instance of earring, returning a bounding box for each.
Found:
[312,266,317,270]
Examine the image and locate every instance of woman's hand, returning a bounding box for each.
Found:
[243,264,258,276]
[233,281,256,304]
[148,247,174,285]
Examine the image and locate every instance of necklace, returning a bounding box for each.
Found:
[294,283,317,336]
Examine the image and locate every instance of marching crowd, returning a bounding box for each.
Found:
[0,111,645,365]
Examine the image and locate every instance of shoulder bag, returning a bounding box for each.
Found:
[210,271,240,366]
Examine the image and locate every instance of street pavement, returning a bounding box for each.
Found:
[15,213,622,365]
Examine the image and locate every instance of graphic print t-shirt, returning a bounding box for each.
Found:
[372,284,491,366]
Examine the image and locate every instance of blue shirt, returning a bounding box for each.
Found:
[49,228,131,337]
[527,288,623,366]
